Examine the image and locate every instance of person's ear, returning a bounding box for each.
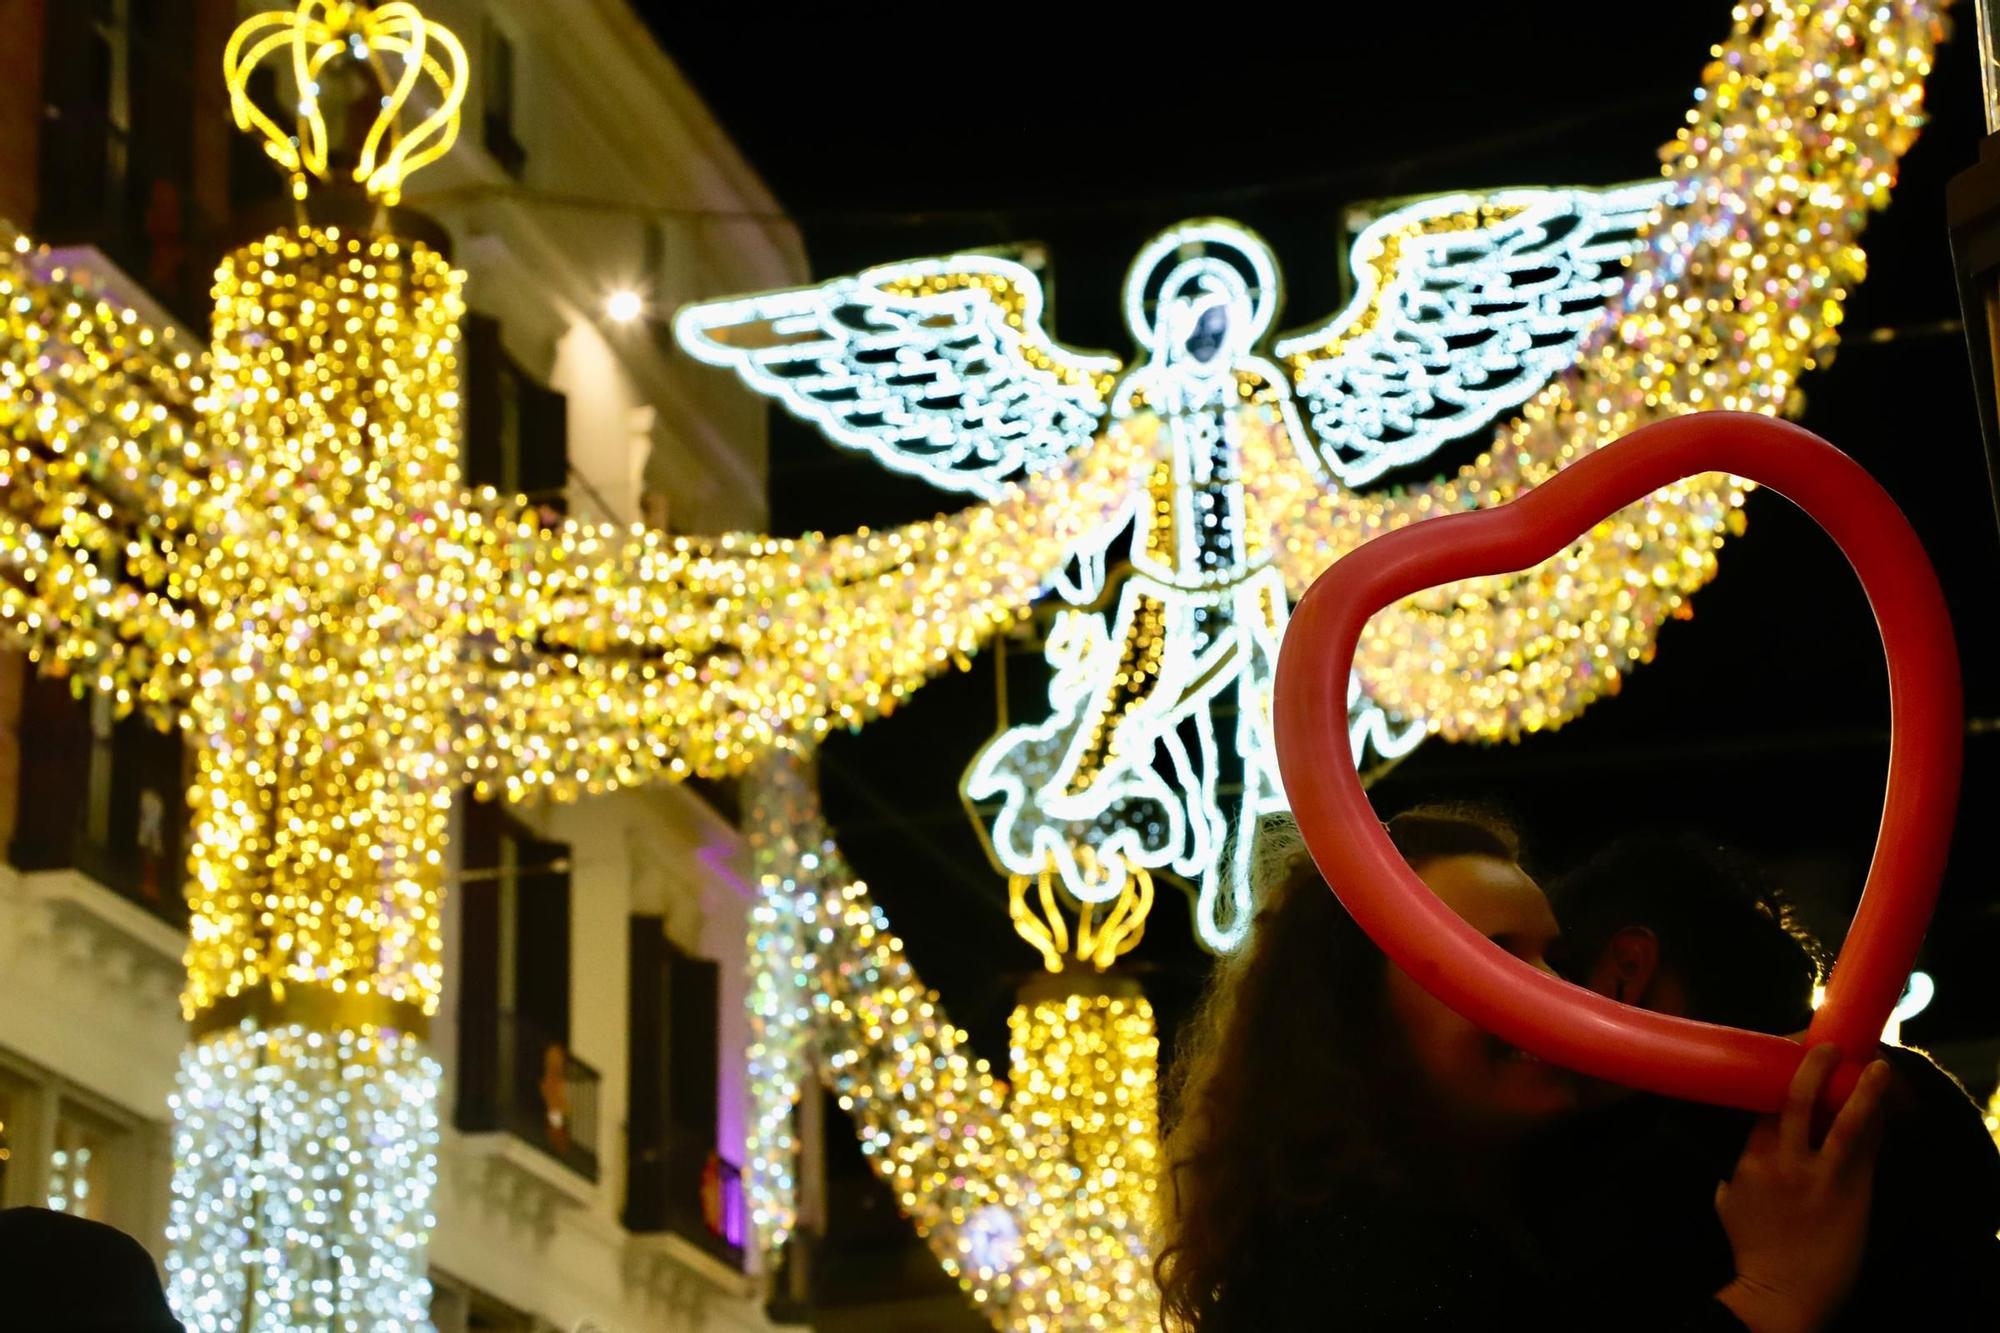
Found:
[1586,926,1661,1006]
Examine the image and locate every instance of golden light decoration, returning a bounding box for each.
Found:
[1248,0,1939,739]
[1006,980,1160,1329]
[747,747,1162,1331]
[453,424,1142,802]
[0,129,1144,1333]
[1009,852,1154,975]
[180,224,466,1026]
[672,0,1945,956]
[732,0,1945,1313]
[224,1,468,205]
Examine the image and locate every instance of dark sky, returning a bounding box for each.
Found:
[648,12,1998,1091]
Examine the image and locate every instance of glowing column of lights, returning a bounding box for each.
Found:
[1006,979,1160,1331]
[167,1025,440,1329]
[167,222,464,1330]
[744,745,1019,1265]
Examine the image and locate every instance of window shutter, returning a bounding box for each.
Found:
[624,916,669,1231]
[9,679,92,872]
[666,943,720,1232]
[453,797,503,1132]
[461,314,505,491]
[519,378,569,517]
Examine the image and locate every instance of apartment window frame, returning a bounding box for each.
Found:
[463,314,570,517]
[0,1048,161,1242]
[481,21,527,177]
[453,798,600,1182]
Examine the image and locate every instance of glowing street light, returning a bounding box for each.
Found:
[606,288,645,324]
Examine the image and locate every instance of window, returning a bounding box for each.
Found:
[463,315,570,517]
[454,799,599,1180]
[624,921,738,1263]
[10,678,189,927]
[481,24,526,177]
[47,1103,116,1220]
[39,0,207,321]
[0,1053,157,1234]
[38,0,131,241]
[429,1272,538,1333]
[0,1072,20,1205]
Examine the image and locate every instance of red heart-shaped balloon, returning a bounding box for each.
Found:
[1273,412,1961,1111]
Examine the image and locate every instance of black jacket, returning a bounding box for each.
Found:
[1208,1178,1751,1330]
[1520,1045,2000,1332]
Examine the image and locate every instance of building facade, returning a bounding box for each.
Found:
[0,1,809,1328]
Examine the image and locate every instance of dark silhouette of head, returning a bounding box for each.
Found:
[1550,833,1823,1036]
[0,1206,184,1331]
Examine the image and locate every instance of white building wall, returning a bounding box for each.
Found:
[0,868,184,1258]
[412,0,807,1326]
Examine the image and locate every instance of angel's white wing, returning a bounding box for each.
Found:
[1275,182,1669,486]
[674,255,1122,500]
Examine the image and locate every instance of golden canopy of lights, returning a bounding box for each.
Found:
[1245,0,1940,740]
[224,0,469,205]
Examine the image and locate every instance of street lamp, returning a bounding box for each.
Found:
[605,288,645,324]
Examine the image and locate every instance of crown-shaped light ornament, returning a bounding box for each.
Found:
[1010,847,1154,974]
[224,0,467,206]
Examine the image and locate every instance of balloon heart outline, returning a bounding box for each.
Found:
[1273,412,1961,1111]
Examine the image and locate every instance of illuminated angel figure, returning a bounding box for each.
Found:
[676,185,1667,950]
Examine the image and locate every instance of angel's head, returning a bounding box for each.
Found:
[1124,220,1280,379]
[1158,267,1249,373]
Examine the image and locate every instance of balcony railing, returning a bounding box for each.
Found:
[9,681,189,931]
[455,1011,601,1182]
[625,1132,745,1267]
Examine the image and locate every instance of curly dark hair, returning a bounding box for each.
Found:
[1154,803,1522,1331]
[1548,834,1825,1035]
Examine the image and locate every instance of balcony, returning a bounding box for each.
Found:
[454,1011,601,1183]
[625,1131,745,1268]
[9,677,188,932]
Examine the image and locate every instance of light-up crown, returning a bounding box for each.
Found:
[224,1,468,207]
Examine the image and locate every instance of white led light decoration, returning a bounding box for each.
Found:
[1274,185,1671,486]
[1893,969,1936,1026]
[673,254,1122,499]
[167,1023,441,1332]
[682,196,1657,950]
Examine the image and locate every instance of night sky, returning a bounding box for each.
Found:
[649,9,1998,1108]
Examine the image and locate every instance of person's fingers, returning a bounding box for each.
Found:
[1820,1060,1892,1175]
[1780,1044,1839,1161]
